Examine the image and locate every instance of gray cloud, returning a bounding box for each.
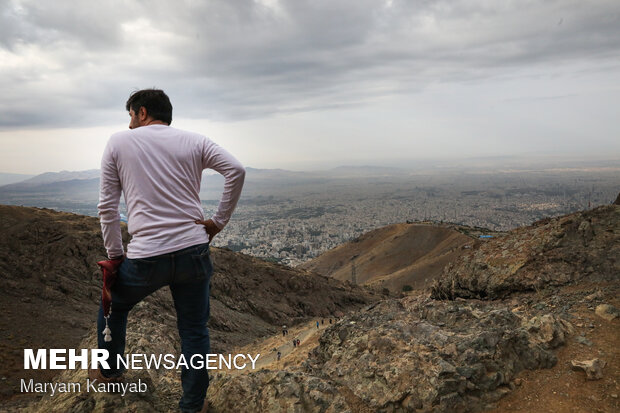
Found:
[1,0,619,127]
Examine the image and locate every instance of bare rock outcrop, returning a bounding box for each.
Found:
[431,205,619,300]
[208,296,573,412]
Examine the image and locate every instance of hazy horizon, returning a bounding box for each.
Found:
[1,152,620,177]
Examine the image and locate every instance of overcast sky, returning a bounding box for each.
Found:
[1,0,619,174]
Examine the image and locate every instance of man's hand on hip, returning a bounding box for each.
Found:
[195,219,221,241]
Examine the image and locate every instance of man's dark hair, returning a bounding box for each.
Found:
[126,89,173,125]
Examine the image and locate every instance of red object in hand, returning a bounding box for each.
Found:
[97,258,123,317]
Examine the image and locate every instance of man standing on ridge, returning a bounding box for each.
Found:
[95,89,245,413]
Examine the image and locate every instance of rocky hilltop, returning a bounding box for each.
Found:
[0,205,378,409]
[431,204,619,300]
[302,223,482,293]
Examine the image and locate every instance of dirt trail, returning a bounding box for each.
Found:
[232,318,336,374]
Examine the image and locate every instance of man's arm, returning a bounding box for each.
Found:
[197,138,245,239]
[97,139,124,259]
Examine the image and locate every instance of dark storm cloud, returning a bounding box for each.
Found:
[1,0,619,127]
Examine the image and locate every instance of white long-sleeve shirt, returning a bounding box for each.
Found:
[97,124,245,259]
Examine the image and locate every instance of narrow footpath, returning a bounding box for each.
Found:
[232,318,337,374]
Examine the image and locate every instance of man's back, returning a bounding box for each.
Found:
[98,124,245,259]
[95,89,244,413]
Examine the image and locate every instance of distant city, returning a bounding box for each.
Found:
[207,169,618,266]
[1,164,618,267]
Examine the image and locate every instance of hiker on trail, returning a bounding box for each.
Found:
[321,319,324,325]
[293,339,297,348]
[296,338,300,346]
[329,318,332,324]
[316,321,320,329]
[282,325,287,336]
[277,351,281,361]
[95,89,245,413]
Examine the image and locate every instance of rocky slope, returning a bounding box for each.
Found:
[205,204,618,412]
[3,204,618,412]
[208,297,574,412]
[302,223,479,293]
[0,205,378,408]
[208,282,618,413]
[431,204,619,300]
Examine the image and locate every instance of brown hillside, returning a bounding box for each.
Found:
[0,205,378,407]
[302,223,475,292]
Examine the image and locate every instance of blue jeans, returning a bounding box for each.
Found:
[97,242,212,412]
